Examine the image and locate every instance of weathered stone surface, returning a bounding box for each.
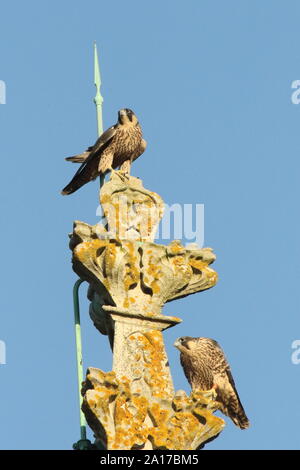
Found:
[103,305,181,398]
[71,234,217,317]
[82,368,225,450]
[99,172,165,242]
[70,172,217,320]
[69,171,222,449]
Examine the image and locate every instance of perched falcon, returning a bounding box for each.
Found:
[61,108,146,195]
[174,336,249,429]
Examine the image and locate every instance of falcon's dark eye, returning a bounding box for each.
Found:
[125,108,134,121]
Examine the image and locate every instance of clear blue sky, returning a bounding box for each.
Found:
[1,0,300,450]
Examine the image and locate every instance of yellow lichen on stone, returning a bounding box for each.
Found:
[137,331,173,399]
[100,194,111,205]
[72,226,218,317]
[74,238,107,264]
[189,258,218,286]
[123,241,139,291]
[70,175,222,450]
[82,368,225,450]
[169,241,184,255]
[151,281,161,294]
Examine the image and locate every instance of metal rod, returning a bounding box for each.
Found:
[94,42,103,138]
[72,43,105,449]
[94,42,105,189]
[73,278,86,440]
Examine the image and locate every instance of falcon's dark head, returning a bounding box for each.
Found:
[174,336,197,351]
[118,108,138,125]
[197,337,220,349]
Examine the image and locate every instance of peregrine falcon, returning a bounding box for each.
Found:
[174,336,250,429]
[61,108,146,195]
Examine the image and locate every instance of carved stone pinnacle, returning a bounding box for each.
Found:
[69,171,222,449]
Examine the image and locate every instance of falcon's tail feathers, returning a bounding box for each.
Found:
[217,388,250,430]
[61,173,88,195]
[61,180,80,195]
[65,152,89,163]
[231,409,250,430]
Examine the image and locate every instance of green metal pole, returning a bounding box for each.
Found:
[94,41,103,137]
[72,279,93,450]
[73,279,86,440]
[94,42,105,187]
[73,43,105,450]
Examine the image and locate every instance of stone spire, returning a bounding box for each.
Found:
[69,171,224,450]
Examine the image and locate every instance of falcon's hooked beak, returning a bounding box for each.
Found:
[174,337,189,353]
[174,336,197,353]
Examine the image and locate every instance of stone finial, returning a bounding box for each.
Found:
[82,368,225,450]
[71,232,217,319]
[68,171,222,449]
[100,171,164,242]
